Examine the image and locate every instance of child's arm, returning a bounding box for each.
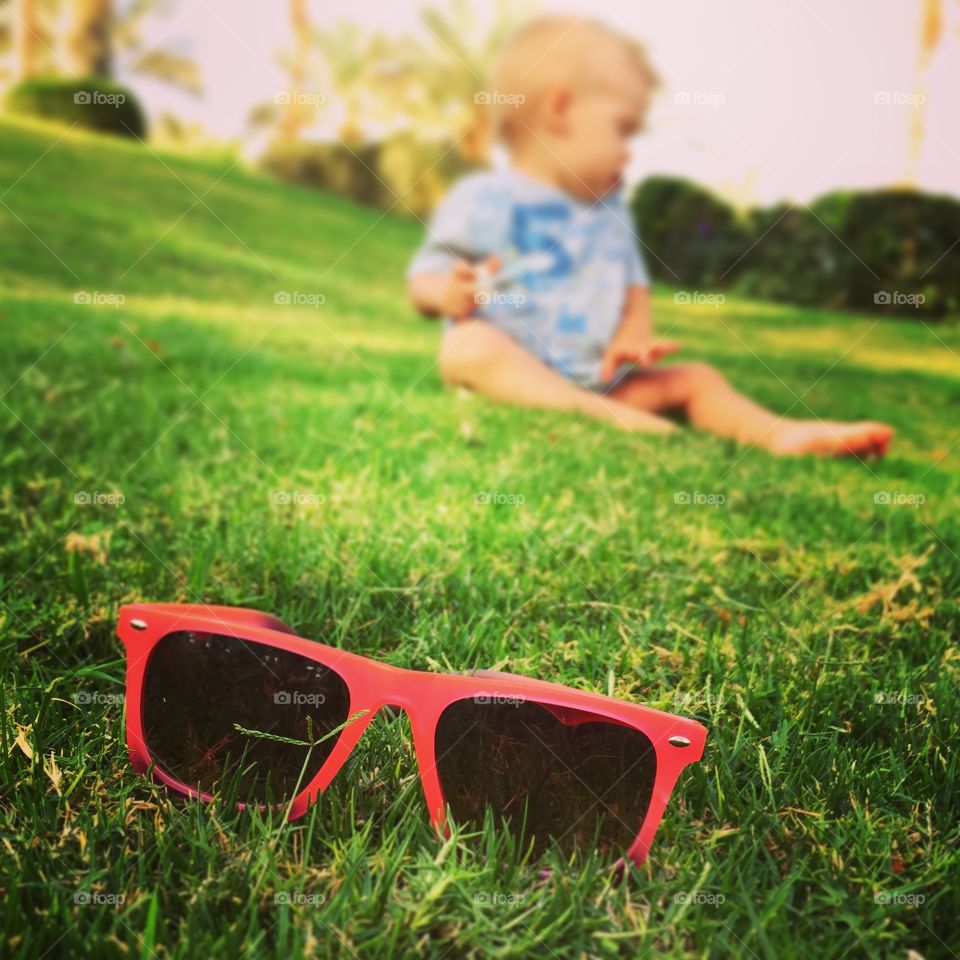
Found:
[599,285,681,383]
[407,256,499,320]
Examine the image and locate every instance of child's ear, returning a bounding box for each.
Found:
[542,85,573,135]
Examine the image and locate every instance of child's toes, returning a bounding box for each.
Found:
[844,422,893,459]
[866,423,894,458]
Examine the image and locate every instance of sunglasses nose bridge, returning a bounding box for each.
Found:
[362,694,445,829]
[357,662,425,712]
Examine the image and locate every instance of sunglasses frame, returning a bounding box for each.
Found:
[117,602,707,865]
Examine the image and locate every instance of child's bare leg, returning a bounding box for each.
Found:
[440,321,675,434]
[609,363,893,457]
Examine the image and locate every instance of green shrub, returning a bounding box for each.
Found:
[6,76,146,139]
[632,176,960,319]
[629,176,749,288]
[260,140,389,210]
[822,189,960,318]
[732,190,960,318]
[259,136,476,219]
[732,203,854,309]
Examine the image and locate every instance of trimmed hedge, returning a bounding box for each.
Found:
[259,136,476,220]
[6,76,146,139]
[732,203,847,309]
[261,140,390,208]
[631,176,960,319]
[630,176,748,288]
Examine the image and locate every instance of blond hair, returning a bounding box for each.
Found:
[486,17,659,146]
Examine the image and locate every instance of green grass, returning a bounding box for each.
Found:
[1,114,958,959]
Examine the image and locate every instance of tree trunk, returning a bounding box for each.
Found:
[904,0,942,187]
[281,0,310,139]
[16,0,40,79]
[67,0,114,78]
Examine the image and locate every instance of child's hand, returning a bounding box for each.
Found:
[442,256,501,320]
[600,336,681,382]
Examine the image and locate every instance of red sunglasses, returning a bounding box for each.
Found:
[117,603,707,866]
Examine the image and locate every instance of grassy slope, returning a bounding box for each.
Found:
[1,115,958,959]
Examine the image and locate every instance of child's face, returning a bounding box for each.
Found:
[557,50,649,201]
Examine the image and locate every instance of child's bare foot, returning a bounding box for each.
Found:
[765,420,893,459]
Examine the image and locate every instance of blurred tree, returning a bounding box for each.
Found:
[0,5,7,83]
[2,0,60,81]
[279,0,310,140]
[313,0,534,161]
[417,0,532,161]
[254,1,537,215]
[903,0,960,187]
[900,0,940,187]
[246,0,322,140]
[60,0,200,92]
[66,0,111,76]
[15,0,40,79]
[2,0,200,140]
[0,1,24,82]
[312,20,370,145]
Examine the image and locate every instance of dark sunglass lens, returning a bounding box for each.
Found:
[435,698,656,855]
[141,630,350,804]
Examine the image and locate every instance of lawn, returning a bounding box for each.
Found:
[1,114,958,959]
